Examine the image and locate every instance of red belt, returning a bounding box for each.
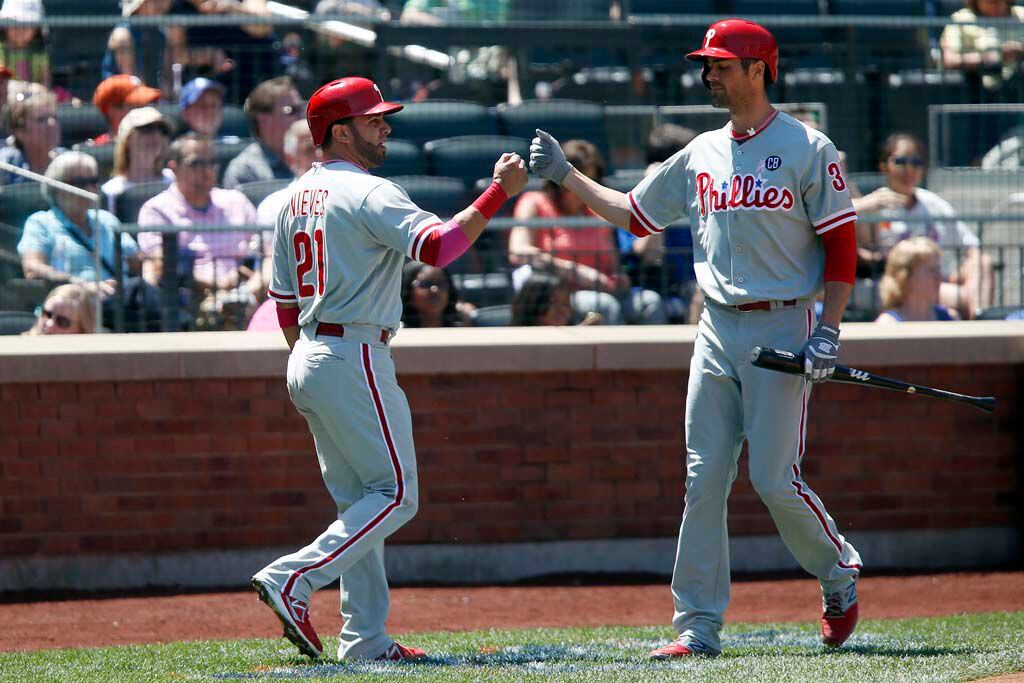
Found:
[316,322,391,343]
[732,299,797,312]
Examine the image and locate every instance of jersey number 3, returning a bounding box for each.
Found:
[294,229,326,298]
[827,162,847,192]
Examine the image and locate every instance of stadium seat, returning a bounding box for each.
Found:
[220,105,250,139]
[0,310,38,335]
[509,0,611,20]
[73,143,116,181]
[2,278,52,312]
[976,305,1024,321]
[627,0,713,14]
[0,182,49,232]
[470,304,513,327]
[155,104,184,136]
[389,175,468,218]
[604,168,646,194]
[497,100,609,165]
[423,136,530,186]
[213,138,251,182]
[375,139,426,178]
[388,101,497,148]
[44,0,120,100]
[57,104,108,148]
[451,272,514,308]
[114,181,168,224]
[830,0,925,15]
[237,179,291,210]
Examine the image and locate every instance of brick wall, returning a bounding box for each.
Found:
[2,361,1019,564]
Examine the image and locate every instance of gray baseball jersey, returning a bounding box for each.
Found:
[255,158,440,660]
[628,110,857,306]
[627,110,861,654]
[267,159,443,329]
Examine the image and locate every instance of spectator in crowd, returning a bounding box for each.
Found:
[166,0,278,101]
[91,74,162,146]
[136,133,262,329]
[101,106,174,216]
[17,151,139,297]
[255,118,319,225]
[852,132,993,318]
[22,283,98,335]
[940,0,1024,93]
[0,85,61,185]
[103,0,174,96]
[510,138,666,325]
[875,237,960,323]
[510,270,573,326]
[223,76,304,188]
[177,77,226,138]
[0,0,49,88]
[617,122,699,323]
[400,261,474,328]
[0,61,12,136]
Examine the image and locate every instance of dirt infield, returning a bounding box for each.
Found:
[1,571,1022,652]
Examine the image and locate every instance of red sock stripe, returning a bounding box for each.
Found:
[283,343,404,598]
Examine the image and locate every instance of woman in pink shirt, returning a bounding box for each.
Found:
[509,139,665,324]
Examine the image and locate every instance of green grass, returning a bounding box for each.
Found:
[3,612,1023,682]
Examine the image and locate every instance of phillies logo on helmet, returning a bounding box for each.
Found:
[695,173,795,217]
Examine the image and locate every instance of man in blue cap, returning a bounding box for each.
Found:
[178,77,226,139]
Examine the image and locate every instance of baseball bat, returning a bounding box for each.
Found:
[748,346,997,414]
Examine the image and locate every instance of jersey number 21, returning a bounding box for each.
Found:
[294,229,326,297]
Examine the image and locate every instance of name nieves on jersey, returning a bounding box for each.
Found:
[290,188,330,218]
[696,172,795,217]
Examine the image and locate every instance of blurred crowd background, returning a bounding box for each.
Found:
[1,0,1023,335]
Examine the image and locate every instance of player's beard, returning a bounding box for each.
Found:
[351,126,387,168]
[708,85,730,109]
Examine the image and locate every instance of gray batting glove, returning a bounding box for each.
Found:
[529,129,572,184]
[801,323,840,383]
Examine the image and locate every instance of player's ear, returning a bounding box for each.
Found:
[331,122,350,145]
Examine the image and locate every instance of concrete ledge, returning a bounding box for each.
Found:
[1,321,1023,383]
[1,528,1015,592]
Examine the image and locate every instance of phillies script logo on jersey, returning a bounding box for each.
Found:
[695,173,795,218]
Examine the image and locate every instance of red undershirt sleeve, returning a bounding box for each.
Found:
[821,221,857,284]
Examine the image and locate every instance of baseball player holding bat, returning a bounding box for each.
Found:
[531,20,862,657]
[252,77,527,661]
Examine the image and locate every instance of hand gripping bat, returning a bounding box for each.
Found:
[749,346,996,414]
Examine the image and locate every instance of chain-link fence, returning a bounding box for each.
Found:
[1,3,1022,332]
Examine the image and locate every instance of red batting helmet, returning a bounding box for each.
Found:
[306,77,404,146]
[686,19,778,85]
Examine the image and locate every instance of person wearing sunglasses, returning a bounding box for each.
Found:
[18,151,139,301]
[399,261,473,328]
[223,76,305,189]
[853,132,993,319]
[136,133,262,328]
[23,283,98,335]
[102,106,175,218]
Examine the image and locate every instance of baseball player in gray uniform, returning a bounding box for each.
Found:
[530,19,862,658]
[251,77,527,661]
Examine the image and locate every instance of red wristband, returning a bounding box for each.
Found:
[472,182,509,220]
[276,304,300,329]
